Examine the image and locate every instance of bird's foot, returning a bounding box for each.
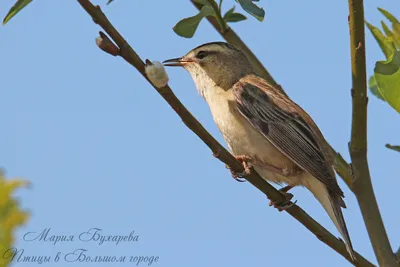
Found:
[268,186,296,211]
[227,155,252,182]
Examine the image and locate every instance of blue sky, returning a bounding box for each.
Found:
[1,0,399,266]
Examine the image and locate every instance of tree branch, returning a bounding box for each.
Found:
[190,0,354,192]
[206,0,227,34]
[76,1,374,266]
[347,1,397,266]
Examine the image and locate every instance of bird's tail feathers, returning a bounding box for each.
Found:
[304,177,356,261]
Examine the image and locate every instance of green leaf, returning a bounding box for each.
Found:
[173,6,215,38]
[381,21,394,38]
[224,6,235,18]
[393,23,400,45]
[368,75,385,100]
[225,13,247,23]
[224,6,247,23]
[3,0,32,25]
[385,144,400,153]
[378,8,400,25]
[394,23,400,35]
[235,0,264,22]
[381,21,400,47]
[192,0,212,6]
[218,0,223,9]
[374,50,400,113]
[366,21,395,59]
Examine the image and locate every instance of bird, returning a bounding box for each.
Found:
[163,41,356,260]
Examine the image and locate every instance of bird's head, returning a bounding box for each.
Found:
[163,42,254,90]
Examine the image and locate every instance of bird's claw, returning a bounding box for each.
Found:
[269,193,297,212]
[226,155,253,182]
[229,167,248,182]
[235,155,252,162]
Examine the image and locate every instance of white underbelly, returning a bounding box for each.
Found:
[207,96,302,186]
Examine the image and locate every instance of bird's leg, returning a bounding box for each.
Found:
[228,156,298,210]
[268,185,296,211]
[279,185,294,193]
[270,195,297,212]
[227,155,252,182]
[249,160,299,210]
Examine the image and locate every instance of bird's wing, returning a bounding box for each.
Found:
[232,75,343,197]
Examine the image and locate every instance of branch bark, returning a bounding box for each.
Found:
[190,0,354,192]
[76,1,374,266]
[206,0,227,34]
[347,1,397,266]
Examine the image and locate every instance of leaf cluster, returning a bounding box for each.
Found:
[366,8,400,153]
[0,170,29,267]
[173,0,264,38]
[366,8,400,114]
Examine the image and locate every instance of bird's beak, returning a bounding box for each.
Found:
[163,57,193,67]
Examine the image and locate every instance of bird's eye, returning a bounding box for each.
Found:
[196,51,208,59]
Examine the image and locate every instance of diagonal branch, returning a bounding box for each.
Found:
[347,1,397,266]
[76,1,374,266]
[190,0,354,192]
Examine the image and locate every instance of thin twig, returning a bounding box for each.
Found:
[347,1,397,266]
[191,0,354,191]
[334,152,353,189]
[96,31,119,56]
[206,0,227,34]
[76,1,374,266]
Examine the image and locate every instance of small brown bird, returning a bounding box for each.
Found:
[163,42,356,260]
